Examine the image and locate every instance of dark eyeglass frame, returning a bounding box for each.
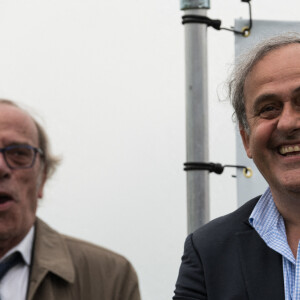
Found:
[0,145,44,170]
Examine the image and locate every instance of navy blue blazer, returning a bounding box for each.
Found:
[173,197,285,300]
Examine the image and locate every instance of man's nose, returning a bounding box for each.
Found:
[277,103,300,135]
[0,153,11,179]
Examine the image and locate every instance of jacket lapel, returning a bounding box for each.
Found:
[236,228,284,300]
[27,218,75,300]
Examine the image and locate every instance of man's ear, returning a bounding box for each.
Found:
[38,168,47,199]
[239,125,253,159]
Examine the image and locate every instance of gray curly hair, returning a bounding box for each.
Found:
[228,33,300,133]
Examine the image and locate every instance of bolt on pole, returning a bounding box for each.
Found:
[181,0,210,234]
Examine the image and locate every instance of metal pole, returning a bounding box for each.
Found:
[181,0,210,234]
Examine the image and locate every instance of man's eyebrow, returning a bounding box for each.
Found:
[250,86,300,113]
[292,86,300,95]
[5,142,31,147]
[251,93,279,111]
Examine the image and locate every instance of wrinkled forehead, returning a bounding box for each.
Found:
[245,43,300,82]
[0,103,39,146]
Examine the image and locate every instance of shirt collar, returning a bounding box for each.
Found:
[249,187,282,236]
[249,187,295,262]
[0,226,35,266]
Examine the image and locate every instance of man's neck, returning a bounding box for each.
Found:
[272,189,300,258]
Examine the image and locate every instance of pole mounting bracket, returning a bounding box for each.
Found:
[184,162,252,178]
[182,0,252,37]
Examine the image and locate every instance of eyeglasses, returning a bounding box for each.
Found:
[0,145,43,170]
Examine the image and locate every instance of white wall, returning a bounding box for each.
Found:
[0,1,299,299]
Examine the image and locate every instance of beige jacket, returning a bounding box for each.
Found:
[27,219,141,300]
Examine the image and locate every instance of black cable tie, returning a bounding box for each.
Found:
[184,162,224,174]
[182,15,221,30]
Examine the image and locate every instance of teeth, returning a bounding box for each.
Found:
[279,145,300,155]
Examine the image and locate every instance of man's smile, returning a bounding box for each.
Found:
[278,144,300,155]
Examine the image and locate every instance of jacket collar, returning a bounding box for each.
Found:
[27,218,75,300]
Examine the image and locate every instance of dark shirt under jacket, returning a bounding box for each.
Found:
[173,196,285,300]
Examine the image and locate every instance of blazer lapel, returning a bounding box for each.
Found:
[27,218,75,300]
[236,229,284,300]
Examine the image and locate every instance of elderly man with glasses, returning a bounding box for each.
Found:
[0,99,140,300]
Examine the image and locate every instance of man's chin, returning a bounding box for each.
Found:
[275,182,300,195]
[0,227,15,241]
[267,172,300,195]
[286,186,300,194]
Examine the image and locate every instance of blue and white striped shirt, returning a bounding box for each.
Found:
[249,187,300,300]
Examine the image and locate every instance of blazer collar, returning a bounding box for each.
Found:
[27,218,75,300]
[236,221,284,300]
